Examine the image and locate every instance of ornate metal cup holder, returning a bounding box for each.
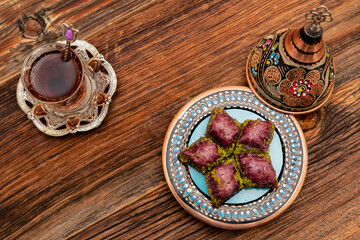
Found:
[17,40,117,136]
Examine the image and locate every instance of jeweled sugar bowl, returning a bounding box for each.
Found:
[246,6,335,114]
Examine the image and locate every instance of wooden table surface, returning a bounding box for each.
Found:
[1,0,359,239]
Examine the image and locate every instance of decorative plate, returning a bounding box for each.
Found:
[162,86,307,229]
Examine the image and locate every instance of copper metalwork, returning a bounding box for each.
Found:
[245,6,335,114]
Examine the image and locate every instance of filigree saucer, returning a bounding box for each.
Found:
[17,40,117,136]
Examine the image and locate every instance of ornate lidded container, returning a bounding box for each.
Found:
[246,6,335,114]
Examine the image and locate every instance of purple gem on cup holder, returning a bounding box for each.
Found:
[65,28,73,41]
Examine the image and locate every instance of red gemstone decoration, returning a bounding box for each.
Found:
[296,94,301,98]
[305,80,309,85]
[308,83,313,88]
[302,92,306,97]
[299,79,303,84]
[306,88,311,93]
[293,82,299,87]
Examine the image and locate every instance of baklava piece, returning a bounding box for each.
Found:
[238,119,275,153]
[205,108,241,153]
[205,158,242,208]
[236,152,278,189]
[178,137,226,174]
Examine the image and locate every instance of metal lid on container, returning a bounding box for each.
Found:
[246,6,335,114]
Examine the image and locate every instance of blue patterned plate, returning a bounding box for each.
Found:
[162,86,307,229]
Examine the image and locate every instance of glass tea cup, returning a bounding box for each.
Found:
[21,42,101,113]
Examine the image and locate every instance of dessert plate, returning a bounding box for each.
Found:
[162,86,307,229]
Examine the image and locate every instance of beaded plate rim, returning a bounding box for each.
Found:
[162,86,308,229]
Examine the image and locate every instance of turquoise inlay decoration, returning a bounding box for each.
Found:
[219,210,225,218]
[292,149,299,154]
[292,160,299,165]
[260,206,266,213]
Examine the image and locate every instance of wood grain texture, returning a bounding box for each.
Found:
[0,0,359,239]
